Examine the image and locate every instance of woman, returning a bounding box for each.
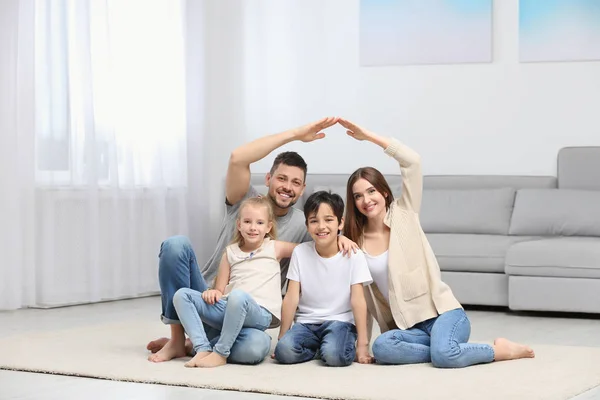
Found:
[340,118,534,368]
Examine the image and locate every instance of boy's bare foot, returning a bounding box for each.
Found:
[197,352,227,368]
[493,338,535,361]
[147,337,194,355]
[184,351,212,368]
[148,338,187,362]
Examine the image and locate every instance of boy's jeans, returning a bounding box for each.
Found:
[158,235,271,364]
[274,320,357,367]
[173,288,272,358]
[372,308,495,368]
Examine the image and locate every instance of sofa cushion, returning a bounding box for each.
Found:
[506,237,600,279]
[509,189,600,236]
[420,188,515,235]
[424,175,556,190]
[427,233,535,273]
[558,147,600,190]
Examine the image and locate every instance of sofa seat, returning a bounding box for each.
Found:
[506,237,600,279]
[427,234,536,273]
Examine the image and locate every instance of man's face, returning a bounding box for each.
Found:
[266,164,306,210]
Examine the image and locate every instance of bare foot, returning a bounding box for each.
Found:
[493,338,535,361]
[147,337,194,355]
[184,351,212,368]
[147,337,169,353]
[197,352,227,368]
[148,338,187,362]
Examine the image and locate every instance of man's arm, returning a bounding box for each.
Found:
[226,117,338,205]
[278,280,300,339]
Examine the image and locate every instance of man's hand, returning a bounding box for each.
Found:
[292,117,339,143]
[338,235,359,257]
[202,289,223,305]
[356,344,374,364]
[338,118,374,142]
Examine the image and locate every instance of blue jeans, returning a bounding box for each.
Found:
[173,288,272,358]
[372,308,495,368]
[274,320,357,367]
[158,235,271,365]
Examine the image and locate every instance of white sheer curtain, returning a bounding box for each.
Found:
[1,0,190,309]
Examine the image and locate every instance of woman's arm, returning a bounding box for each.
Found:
[274,241,299,261]
[339,118,423,213]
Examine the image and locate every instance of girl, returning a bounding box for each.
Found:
[172,196,298,368]
[340,118,535,368]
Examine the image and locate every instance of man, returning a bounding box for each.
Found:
[148,117,357,364]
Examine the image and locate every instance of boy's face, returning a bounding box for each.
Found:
[306,203,343,248]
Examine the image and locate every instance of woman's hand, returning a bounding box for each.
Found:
[202,289,223,305]
[338,118,374,141]
[337,234,359,257]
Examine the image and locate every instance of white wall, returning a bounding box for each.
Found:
[234,0,600,177]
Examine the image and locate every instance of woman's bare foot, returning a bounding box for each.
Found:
[147,337,194,355]
[148,338,187,362]
[184,351,212,367]
[493,338,535,361]
[197,352,227,368]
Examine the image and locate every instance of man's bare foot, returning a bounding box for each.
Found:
[147,337,194,355]
[148,338,187,362]
[184,351,212,368]
[197,352,227,368]
[493,338,535,361]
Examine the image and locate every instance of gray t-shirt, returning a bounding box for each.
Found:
[200,185,312,287]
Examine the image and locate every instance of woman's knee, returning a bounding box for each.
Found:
[431,345,462,368]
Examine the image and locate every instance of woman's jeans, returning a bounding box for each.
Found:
[274,320,357,367]
[372,308,495,368]
[158,235,271,364]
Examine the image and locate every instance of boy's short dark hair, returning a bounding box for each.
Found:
[270,151,308,182]
[303,191,345,224]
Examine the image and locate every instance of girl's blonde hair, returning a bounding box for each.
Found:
[231,196,278,247]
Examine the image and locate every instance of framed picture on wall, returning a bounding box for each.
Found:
[360,0,493,66]
[520,0,600,62]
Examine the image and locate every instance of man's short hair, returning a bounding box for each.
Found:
[270,151,307,182]
[303,190,344,224]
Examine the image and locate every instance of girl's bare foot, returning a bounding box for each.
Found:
[184,351,212,367]
[198,352,227,368]
[147,337,194,355]
[493,338,535,361]
[148,338,187,362]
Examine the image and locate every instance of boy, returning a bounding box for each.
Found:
[274,191,374,366]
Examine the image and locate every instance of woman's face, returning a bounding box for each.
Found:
[351,178,387,220]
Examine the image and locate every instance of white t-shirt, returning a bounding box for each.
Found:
[364,250,389,302]
[286,242,373,324]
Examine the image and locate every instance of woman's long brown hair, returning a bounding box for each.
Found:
[344,167,394,246]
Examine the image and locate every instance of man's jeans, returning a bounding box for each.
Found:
[158,235,271,365]
[274,320,357,367]
[174,288,272,358]
[372,308,495,368]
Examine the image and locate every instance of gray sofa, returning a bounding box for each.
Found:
[249,146,600,314]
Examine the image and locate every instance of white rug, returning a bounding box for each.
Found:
[1,320,599,400]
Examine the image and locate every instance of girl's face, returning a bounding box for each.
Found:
[352,178,388,221]
[237,205,273,248]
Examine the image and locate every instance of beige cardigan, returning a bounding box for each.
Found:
[364,138,462,331]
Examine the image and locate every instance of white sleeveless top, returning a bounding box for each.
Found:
[364,250,390,302]
[224,238,282,328]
